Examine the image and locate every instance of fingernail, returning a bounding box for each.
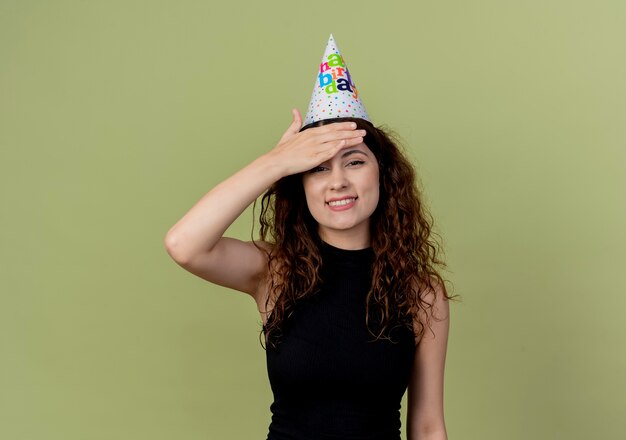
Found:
[351,122,357,128]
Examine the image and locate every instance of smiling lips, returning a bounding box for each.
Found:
[326,196,358,211]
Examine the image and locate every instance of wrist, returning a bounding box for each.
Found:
[255,151,289,181]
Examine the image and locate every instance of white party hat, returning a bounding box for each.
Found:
[302,34,371,129]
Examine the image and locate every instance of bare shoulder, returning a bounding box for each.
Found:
[411,277,450,345]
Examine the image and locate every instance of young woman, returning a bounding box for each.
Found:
[164,108,455,440]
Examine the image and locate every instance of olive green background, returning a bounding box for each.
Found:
[2,0,625,439]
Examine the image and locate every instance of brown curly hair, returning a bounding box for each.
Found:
[253,117,459,350]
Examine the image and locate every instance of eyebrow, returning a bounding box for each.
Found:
[341,149,369,159]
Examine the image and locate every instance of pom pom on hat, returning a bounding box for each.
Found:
[302,34,371,129]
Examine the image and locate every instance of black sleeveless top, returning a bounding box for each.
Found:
[264,241,416,440]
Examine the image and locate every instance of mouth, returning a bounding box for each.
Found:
[326,196,358,207]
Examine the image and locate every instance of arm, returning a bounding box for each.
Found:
[164,152,282,295]
[163,109,365,297]
[406,280,450,440]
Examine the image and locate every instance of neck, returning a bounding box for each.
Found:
[318,226,371,250]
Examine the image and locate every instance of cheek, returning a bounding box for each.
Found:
[368,171,381,205]
[301,179,322,218]
[370,185,380,212]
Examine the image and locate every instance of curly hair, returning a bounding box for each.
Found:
[253,117,459,351]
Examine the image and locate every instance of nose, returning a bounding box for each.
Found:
[329,167,349,190]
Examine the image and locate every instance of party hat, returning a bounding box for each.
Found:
[302,34,371,129]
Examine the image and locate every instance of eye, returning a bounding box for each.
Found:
[309,166,328,173]
[347,160,365,167]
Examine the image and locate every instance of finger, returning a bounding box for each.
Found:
[279,108,303,142]
[314,128,366,144]
[292,108,302,127]
[310,121,357,134]
[315,136,348,157]
[322,134,365,158]
[338,135,365,149]
[344,135,365,147]
[326,139,347,155]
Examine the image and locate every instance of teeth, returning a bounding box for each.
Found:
[328,198,355,207]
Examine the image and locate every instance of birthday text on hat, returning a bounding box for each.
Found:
[317,53,359,99]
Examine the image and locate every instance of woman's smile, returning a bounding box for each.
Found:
[326,196,358,210]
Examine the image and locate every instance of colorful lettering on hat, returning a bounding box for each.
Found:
[302,34,371,128]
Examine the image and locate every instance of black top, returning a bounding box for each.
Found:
[265,241,416,440]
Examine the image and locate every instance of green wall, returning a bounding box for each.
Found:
[2,1,625,439]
